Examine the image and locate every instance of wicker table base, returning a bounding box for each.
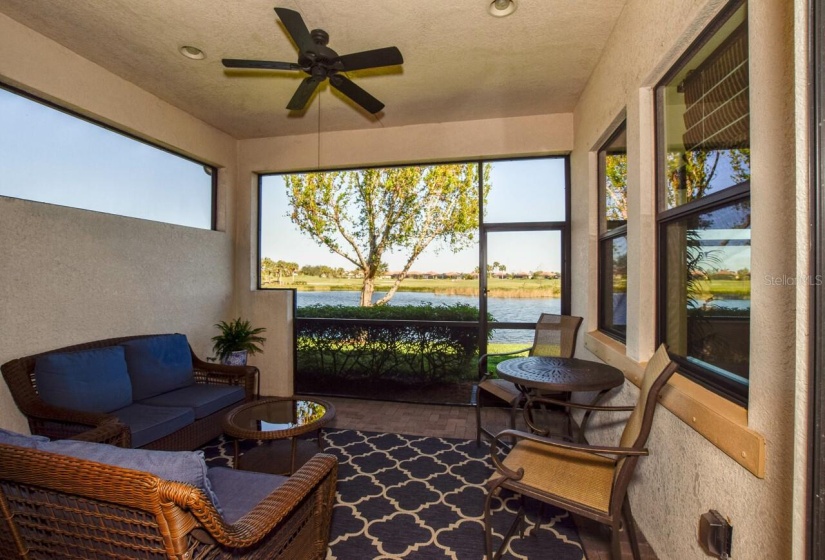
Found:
[223,397,335,475]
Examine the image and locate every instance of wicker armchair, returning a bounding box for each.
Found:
[483,344,678,560]
[0,423,337,560]
[474,313,582,444]
[1,334,258,450]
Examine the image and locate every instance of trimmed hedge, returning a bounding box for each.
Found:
[295,304,491,384]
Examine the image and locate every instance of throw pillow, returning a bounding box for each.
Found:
[36,438,222,513]
[121,334,195,401]
[35,346,133,414]
[0,428,50,448]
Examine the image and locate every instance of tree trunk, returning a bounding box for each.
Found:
[361,276,375,306]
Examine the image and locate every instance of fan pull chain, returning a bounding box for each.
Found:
[317,88,322,169]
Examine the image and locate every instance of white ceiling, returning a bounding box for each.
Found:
[0,0,627,140]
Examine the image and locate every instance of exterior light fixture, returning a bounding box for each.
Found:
[179,45,206,60]
[488,0,517,17]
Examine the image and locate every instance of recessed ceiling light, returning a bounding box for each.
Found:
[179,45,206,60]
[488,0,517,17]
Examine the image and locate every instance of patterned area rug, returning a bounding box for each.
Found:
[201,429,584,560]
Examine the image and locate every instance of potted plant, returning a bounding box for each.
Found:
[211,317,267,366]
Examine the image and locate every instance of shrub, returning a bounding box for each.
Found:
[295,303,492,385]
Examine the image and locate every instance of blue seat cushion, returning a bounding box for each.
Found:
[111,403,194,449]
[138,384,245,419]
[121,334,194,401]
[207,467,286,524]
[34,346,132,414]
[35,438,221,513]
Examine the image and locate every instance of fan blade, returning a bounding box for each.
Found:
[330,74,384,114]
[222,59,300,71]
[336,46,403,72]
[287,76,322,111]
[274,7,313,52]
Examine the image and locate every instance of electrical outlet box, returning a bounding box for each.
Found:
[699,510,732,558]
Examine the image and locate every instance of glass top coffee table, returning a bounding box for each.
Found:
[223,397,335,475]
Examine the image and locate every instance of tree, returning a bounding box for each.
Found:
[261,258,299,285]
[476,262,507,278]
[604,152,628,223]
[284,164,489,306]
[301,264,337,277]
[664,148,750,208]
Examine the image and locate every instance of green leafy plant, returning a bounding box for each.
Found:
[211,318,267,363]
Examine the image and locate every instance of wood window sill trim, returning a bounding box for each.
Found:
[585,331,766,478]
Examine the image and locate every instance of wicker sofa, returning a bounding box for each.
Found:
[0,422,337,560]
[0,334,258,450]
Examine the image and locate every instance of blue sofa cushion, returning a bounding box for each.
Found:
[139,384,246,419]
[207,466,286,524]
[0,428,49,448]
[111,403,194,449]
[37,438,220,513]
[34,346,133,413]
[121,334,194,401]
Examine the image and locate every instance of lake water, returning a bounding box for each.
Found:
[296,290,751,343]
[297,290,560,344]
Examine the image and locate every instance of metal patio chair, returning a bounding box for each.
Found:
[483,344,678,560]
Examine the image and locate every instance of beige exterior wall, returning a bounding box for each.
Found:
[236,114,574,396]
[0,14,238,432]
[792,1,812,558]
[572,0,803,559]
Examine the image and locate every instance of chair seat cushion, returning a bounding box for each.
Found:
[479,378,524,405]
[111,403,195,448]
[207,466,287,524]
[121,334,194,401]
[35,346,133,413]
[501,439,617,513]
[139,384,245,419]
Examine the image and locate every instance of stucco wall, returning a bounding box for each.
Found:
[0,14,238,432]
[571,0,800,559]
[236,114,574,396]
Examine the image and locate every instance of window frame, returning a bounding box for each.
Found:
[0,82,218,230]
[654,0,750,406]
[597,120,629,342]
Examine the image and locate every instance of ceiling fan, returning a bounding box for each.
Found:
[222,7,404,114]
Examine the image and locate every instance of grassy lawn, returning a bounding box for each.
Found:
[692,279,750,299]
[263,275,561,297]
[482,342,533,374]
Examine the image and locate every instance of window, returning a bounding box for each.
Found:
[598,121,628,341]
[0,85,216,229]
[258,158,570,403]
[656,0,750,405]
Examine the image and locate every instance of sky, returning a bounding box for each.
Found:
[259,158,567,274]
[0,87,212,229]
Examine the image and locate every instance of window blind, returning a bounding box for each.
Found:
[681,22,749,151]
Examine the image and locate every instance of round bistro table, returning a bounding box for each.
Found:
[496,356,625,393]
[496,356,625,440]
[223,397,335,475]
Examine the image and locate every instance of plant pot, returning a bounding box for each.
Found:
[223,350,248,366]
